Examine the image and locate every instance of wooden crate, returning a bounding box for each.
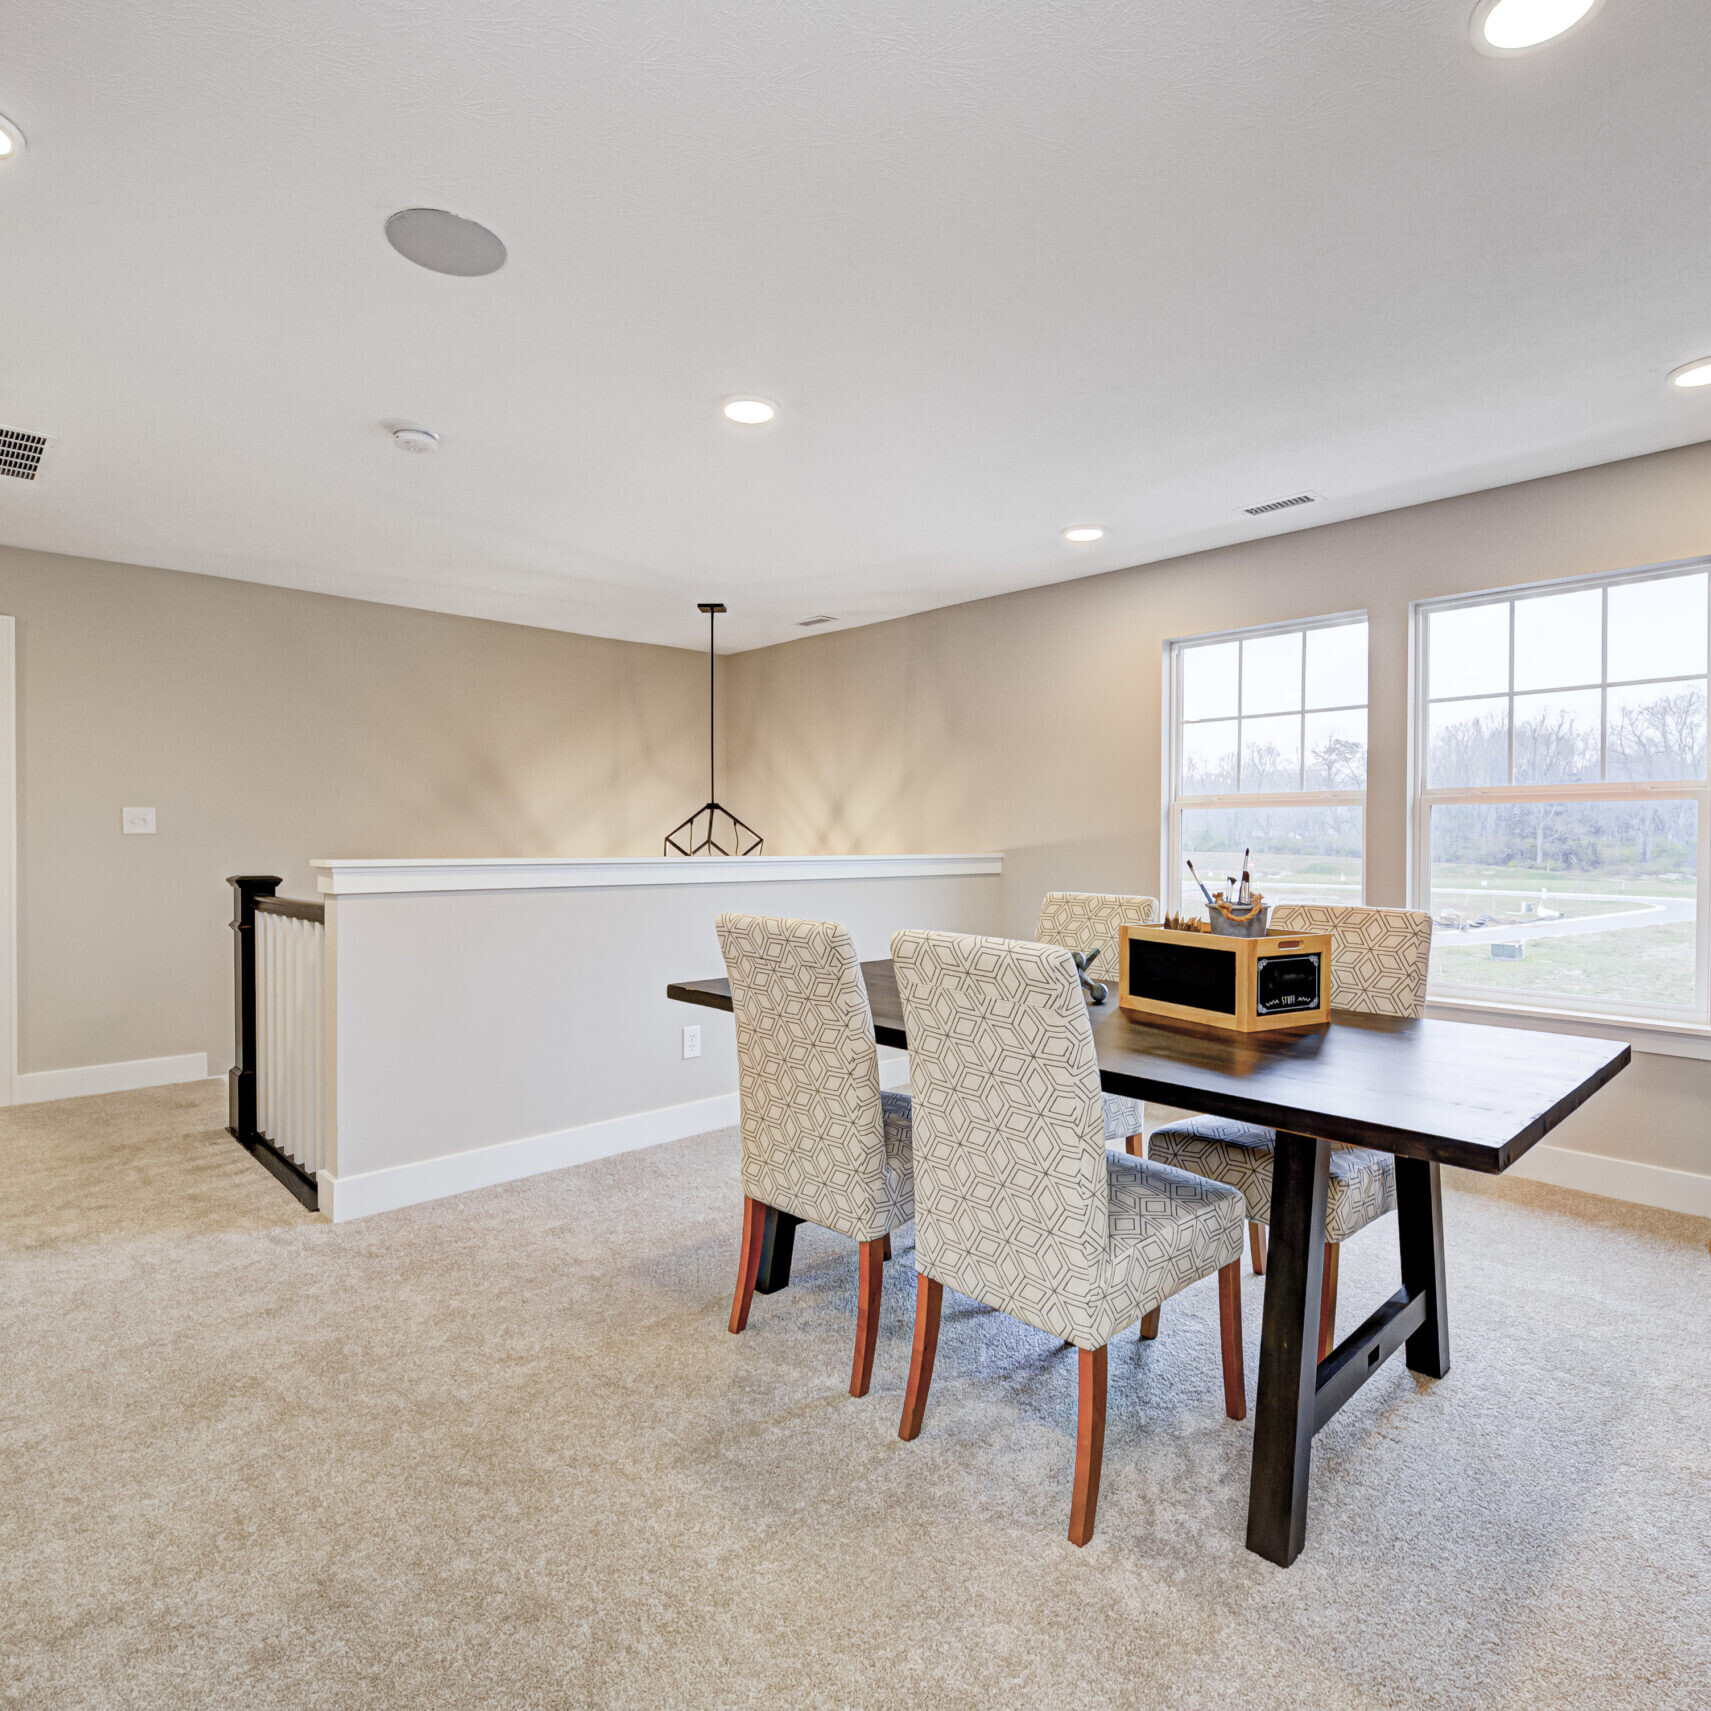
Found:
[1118,925,1332,1033]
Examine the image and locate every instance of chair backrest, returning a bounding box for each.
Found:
[1034,892,1159,984]
[1268,903,1433,1018]
[715,914,893,1240]
[891,930,1108,1332]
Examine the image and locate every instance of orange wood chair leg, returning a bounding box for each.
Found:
[1218,1259,1246,1420]
[1249,1220,1267,1275]
[851,1237,886,1397]
[881,1232,892,1261]
[1125,1132,1144,1157]
[898,1275,944,1440]
[1318,1240,1340,1364]
[1139,1305,1161,1340]
[729,1196,766,1334]
[1068,1344,1108,1547]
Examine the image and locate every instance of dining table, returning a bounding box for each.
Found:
[667,958,1630,1566]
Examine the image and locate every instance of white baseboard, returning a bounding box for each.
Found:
[878,1055,911,1092]
[1503,1142,1711,1219]
[13,1051,210,1105]
[319,1089,739,1222]
[319,1054,914,1224]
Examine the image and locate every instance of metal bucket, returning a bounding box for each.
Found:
[1207,899,1270,938]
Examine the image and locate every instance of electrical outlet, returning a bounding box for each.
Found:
[122,807,156,835]
[682,1024,701,1060]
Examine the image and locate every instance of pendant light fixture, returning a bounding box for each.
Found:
[664,603,764,857]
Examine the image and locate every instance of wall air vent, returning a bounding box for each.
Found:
[797,614,837,627]
[0,426,50,481]
[1241,491,1320,517]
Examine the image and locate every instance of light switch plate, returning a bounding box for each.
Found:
[682,1024,701,1060]
[122,807,156,835]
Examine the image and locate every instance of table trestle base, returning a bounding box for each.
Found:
[1313,1286,1428,1433]
[755,1207,800,1294]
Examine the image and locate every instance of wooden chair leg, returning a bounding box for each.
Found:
[898,1275,944,1440]
[730,1196,766,1334]
[1139,1305,1161,1340]
[881,1232,892,1261]
[1317,1240,1340,1364]
[1218,1259,1246,1421]
[1249,1220,1267,1275]
[851,1238,885,1397]
[1125,1132,1144,1157]
[1068,1345,1108,1547]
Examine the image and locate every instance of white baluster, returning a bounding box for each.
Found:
[259,912,274,1141]
[249,903,328,1178]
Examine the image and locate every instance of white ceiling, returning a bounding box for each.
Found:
[2,1,1710,654]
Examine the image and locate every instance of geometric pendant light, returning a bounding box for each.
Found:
[663,603,764,856]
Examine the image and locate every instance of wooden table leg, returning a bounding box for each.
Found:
[1246,1130,1330,1568]
[754,1209,800,1295]
[1396,1157,1450,1379]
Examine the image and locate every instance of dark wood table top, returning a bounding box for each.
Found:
[667,958,1630,1175]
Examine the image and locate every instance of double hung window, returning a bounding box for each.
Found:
[1168,615,1368,918]
[1414,562,1709,1024]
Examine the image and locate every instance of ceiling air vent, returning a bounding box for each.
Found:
[1241,491,1320,517]
[797,614,837,627]
[0,426,50,481]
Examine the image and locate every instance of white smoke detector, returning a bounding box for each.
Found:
[391,427,440,454]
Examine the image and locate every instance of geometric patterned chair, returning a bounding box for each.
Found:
[889,929,1247,1547]
[1034,891,1159,1155]
[716,914,914,1399]
[1148,904,1434,1360]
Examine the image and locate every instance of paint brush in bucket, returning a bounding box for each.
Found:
[1184,860,1216,911]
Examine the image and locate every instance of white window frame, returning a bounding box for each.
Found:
[1165,611,1369,919]
[1410,556,1711,1031]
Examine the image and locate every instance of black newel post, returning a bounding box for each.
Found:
[227,875,281,1139]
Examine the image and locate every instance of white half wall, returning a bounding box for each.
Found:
[314,856,998,1220]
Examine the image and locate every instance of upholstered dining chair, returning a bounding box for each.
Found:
[889,929,1247,1547]
[716,913,913,1398]
[1034,891,1159,1156]
[1148,903,1433,1360]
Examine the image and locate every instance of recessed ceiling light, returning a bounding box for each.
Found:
[1470,0,1603,55]
[721,397,778,426]
[391,426,441,453]
[0,113,26,160]
[1061,525,1104,543]
[1668,357,1711,389]
[384,208,507,277]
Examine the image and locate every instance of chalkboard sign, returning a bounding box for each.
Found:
[1256,952,1321,1015]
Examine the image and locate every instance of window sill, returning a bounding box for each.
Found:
[1424,996,1711,1061]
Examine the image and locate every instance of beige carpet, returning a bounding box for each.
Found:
[3,1082,1708,1711]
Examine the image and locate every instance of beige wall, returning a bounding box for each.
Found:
[0,546,711,1078]
[727,441,1711,1180]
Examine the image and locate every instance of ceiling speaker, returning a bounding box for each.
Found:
[385,209,507,277]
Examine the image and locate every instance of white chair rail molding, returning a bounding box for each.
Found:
[224,854,1002,1222]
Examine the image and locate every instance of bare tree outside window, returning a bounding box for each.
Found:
[1416,566,1709,1023]
[1171,617,1368,916]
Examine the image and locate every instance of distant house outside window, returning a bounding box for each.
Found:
[1413,561,1709,1026]
[1167,614,1368,919]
